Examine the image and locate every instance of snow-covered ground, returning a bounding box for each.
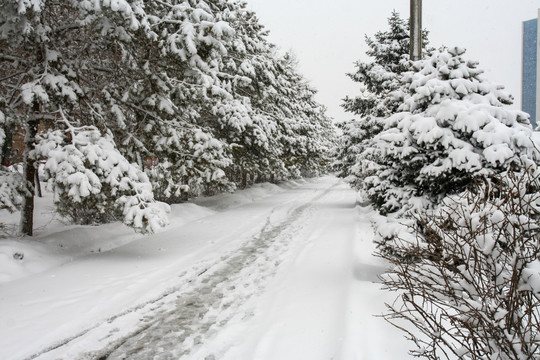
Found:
[0,176,409,360]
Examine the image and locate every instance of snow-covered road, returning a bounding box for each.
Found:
[0,176,408,360]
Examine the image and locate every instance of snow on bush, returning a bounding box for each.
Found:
[381,169,540,359]
[359,47,540,215]
[35,125,169,233]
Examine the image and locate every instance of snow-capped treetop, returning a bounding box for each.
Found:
[343,11,430,118]
[397,47,516,114]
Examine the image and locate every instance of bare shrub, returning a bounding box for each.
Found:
[380,170,540,359]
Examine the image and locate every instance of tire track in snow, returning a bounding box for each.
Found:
[33,180,340,360]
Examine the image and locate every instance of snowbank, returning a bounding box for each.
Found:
[0,180,302,283]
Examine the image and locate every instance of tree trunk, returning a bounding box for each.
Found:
[34,170,42,198]
[241,170,247,189]
[19,115,39,236]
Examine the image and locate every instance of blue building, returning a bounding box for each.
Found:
[523,12,540,128]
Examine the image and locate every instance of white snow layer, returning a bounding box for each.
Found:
[0,176,408,359]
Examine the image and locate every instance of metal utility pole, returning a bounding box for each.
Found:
[410,0,422,61]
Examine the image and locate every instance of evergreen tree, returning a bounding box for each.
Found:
[218,6,334,185]
[361,47,540,214]
[342,11,412,119]
[208,2,283,187]
[100,0,243,200]
[0,0,236,233]
[335,11,429,188]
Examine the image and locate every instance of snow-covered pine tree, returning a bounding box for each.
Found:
[35,122,169,233]
[362,47,540,214]
[106,0,240,200]
[113,0,334,195]
[0,0,96,234]
[342,11,412,118]
[210,3,335,186]
[335,11,429,188]
[204,3,279,188]
[0,0,172,233]
[274,53,335,177]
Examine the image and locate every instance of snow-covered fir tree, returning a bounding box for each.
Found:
[335,11,429,188]
[342,11,412,118]
[360,47,540,214]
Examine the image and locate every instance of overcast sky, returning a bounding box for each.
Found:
[245,0,540,123]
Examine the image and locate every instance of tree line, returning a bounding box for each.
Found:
[0,0,335,235]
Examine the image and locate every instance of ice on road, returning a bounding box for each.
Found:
[0,176,408,360]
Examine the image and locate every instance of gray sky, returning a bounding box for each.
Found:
[245,0,540,123]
